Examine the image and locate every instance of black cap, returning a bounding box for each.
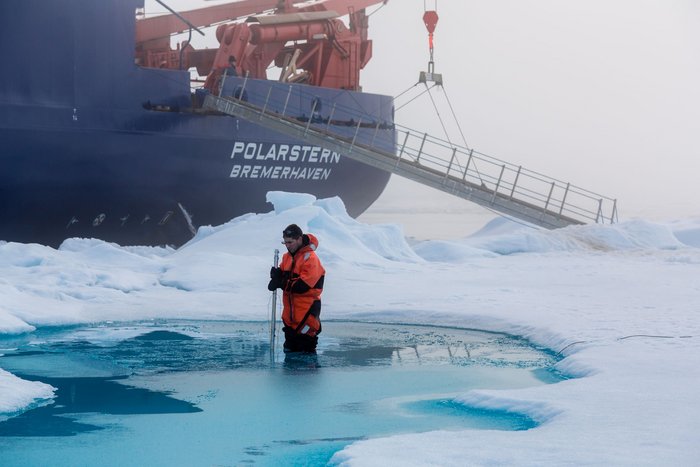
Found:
[282,224,303,239]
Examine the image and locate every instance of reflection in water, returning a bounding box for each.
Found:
[322,345,398,366]
[133,330,194,341]
[283,351,320,372]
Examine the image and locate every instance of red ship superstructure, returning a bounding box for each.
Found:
[135,0,386,92]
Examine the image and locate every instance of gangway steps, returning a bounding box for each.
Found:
[203,92,618,229]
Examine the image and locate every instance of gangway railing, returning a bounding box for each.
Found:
[203,82,618,229]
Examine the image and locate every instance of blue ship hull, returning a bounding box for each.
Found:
[0,0,394,247]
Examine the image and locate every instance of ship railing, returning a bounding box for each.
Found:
[203,78,619,228]
[387,127,619,226]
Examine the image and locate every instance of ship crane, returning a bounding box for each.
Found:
[135,0,388,92]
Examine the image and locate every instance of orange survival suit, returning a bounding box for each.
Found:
[269,233,325,352]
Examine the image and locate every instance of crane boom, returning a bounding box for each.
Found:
[134,0,389,92]
[136,0,386,43]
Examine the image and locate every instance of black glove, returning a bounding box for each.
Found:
[270,267,282,281]
[268,267,283,291]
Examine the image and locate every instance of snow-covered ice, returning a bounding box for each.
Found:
[1,192,699,465]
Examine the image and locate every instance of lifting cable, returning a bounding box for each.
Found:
[424,0,481,180]
[424,84,453,147]
[393,2,484,182]
[394,83,439,111]
[421,1,472,151]
[365,0,388,18]
[425,84,483,182]
[394,83,422,102]
[441,83,472,151]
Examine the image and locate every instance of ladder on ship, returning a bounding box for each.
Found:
[203,90,618,229]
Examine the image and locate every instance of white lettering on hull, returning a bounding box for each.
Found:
[230,165,332,180]
[229,142,341,180]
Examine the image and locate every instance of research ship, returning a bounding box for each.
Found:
[0,0,395,247]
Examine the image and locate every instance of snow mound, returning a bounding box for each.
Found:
[0,369,55,422]
[413,240,498,262]
[411,218,690,261]
[266,191,316,213]
[461,219,684,256]
[668,218,700,247]
[0,308,36,334]
[179,192,421,264]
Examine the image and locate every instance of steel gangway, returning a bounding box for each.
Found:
[203,84,618,229]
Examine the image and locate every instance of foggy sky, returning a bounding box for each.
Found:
[364,0,700,221]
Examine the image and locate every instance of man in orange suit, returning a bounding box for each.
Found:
[268,224,325,353]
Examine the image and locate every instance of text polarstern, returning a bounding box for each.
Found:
[229,142,341,180]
